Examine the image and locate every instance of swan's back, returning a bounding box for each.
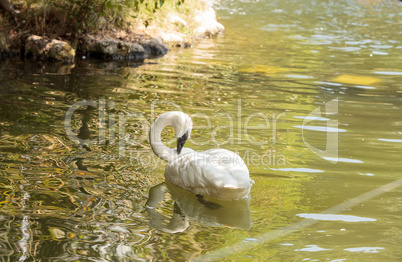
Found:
[165,149,253,200]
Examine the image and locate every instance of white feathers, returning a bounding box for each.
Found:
[223,185,237,189]
[150,111,254,201]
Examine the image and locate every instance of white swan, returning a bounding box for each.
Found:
[149,111,254,200]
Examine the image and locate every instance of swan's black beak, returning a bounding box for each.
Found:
[177,131,188,155]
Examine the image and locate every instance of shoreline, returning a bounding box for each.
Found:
[0,0,224,63]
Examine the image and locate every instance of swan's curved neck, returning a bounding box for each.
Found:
[150,114,178,163]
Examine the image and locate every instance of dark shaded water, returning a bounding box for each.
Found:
[1,0,402,261]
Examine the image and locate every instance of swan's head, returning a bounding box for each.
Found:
[150,111,193,160]
[172,112,192,155]
[177,130,189,155]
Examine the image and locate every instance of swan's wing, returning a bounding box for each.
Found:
[165,152,210,189]
[202,149,252,187]
[165,149,252,193]
[202,148,247,167]
[164,152,200,188]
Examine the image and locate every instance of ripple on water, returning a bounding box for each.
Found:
[373,71,402,76]
[369,44,393,49]
[359,173,375,176]
[285,75,314,79]
[280,243,294,246]
[315,81,342,86]
[294,125,347,133]
[297,213,376,222]
[330,46,362,52]
[270,168,324,173]
[321,157,364,163]
[344,247,384,253]
[345,40,372,45]
[295,245,331,252]
[294,116,330,121]
[378,138,402,143]
[372,51,388,56]
[355,85,376,89]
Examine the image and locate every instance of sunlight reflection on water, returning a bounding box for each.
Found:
[296,213,376,222]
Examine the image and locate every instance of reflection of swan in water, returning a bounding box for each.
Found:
[145,182,252,233]
[150,111,254,200]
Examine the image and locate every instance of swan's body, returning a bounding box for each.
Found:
[150,111,253,200]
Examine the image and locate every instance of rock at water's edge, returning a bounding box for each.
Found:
[80,35,168,60]
[140,37,169,57]
[193,7,225,37]
[25,35,75,63]
[160,7,224,47]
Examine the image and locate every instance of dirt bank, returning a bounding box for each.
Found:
[0,0,224,63]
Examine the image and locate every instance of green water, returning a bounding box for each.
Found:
[1,0,402,261]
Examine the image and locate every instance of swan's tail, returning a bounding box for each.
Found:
[223,184,238,189]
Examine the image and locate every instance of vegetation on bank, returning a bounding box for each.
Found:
[0,0,208,48]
